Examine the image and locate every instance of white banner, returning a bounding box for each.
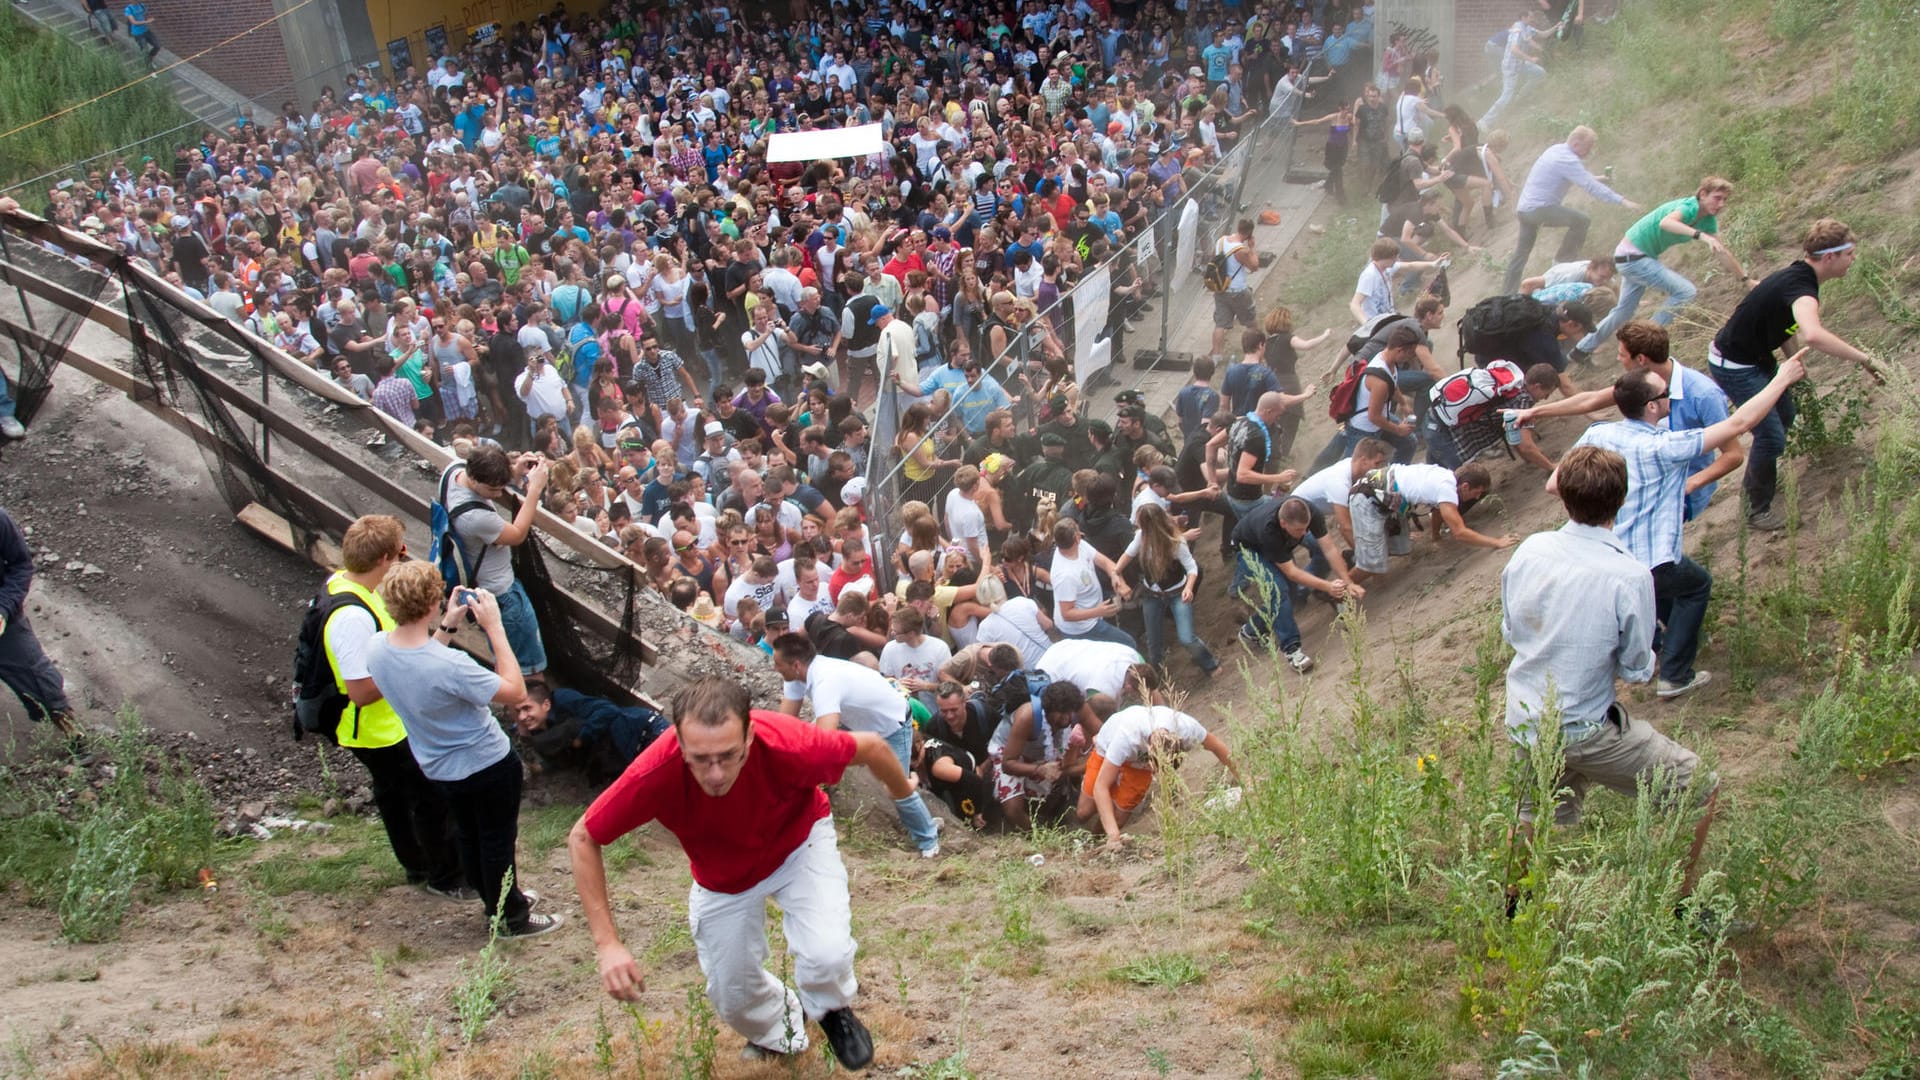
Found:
[1072,265,1111,375]
[1171,200,1200,295]
[1075,337,1112,389]
[765,123,886,163]
[1135,227,1156,267]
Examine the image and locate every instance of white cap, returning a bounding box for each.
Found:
[704,421,725,437]
[841,477,868,505]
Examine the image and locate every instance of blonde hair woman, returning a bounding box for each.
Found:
[363,561,559,938]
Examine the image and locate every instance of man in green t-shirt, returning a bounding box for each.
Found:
[1573,177,1758,360]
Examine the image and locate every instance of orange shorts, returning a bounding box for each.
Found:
[1081,749,1154,812]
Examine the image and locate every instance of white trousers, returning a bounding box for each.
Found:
[687,816,858,1053]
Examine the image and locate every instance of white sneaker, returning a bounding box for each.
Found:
[1656,671,1712,699]
[920,841,940,859]
[0,416,24,439]
[1284,647,1315,674]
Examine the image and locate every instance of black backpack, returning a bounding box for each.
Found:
[1458,294,1552,366]
[291,587,373,743]
[1375,152,1421,205]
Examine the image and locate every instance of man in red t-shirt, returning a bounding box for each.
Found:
[569,677,917,1071]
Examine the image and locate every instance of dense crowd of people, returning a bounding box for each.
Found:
[0,0,1893,1068]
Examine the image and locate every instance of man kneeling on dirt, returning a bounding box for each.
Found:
[1347,462,1518,584]
[569,677,922,1070]
[513,684,671,783]
[1501,445,1719,915]
[977,647,1103,831]
[1077,703,1241,852]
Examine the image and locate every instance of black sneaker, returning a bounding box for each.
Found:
[504,911,565,938]
[420,881,479,902]
[818,1007,873,1071]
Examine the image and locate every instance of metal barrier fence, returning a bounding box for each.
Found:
[862,103,1303,584]
[0,207,666,705]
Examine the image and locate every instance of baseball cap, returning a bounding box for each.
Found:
[703,421,725,437]
[1188,66,1205,77]
[866,304,891,325]
[1558,301,1597,333]
[931,226,951,241]
[842,476,868,504]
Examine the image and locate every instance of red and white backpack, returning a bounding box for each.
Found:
[1430,360,1527,429]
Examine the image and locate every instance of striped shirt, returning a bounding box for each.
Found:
[1570,419,1704,569]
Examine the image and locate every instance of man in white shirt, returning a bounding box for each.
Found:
[1348,462,1517,583]
[1038,637,1145,702]
[878,606,952,709]
[1210,217,1260,359]
[977,596,1055,668]
[774,635,942,856]
[1076,704,1239,850]
[514,350,573,433]
[1048,518,1137,649]
[1291,439,1393,548]
[785,560,836,630]
[944,467,991,564]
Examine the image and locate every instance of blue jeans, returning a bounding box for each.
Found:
[1231,551,1301,652]
[1139,591,1219,672]
[0,373,16,421]
[1397,369,1437,436]
[1063,619,1140,650]
[1308,421,1416,474]
[1504,204,1592,294]
[1708,362,1793,514]
[495,580,548,674]
[884,722,941,852]
[1479,60,1544,129]
[1578,255,1697,353]
[1651,556,1712,684]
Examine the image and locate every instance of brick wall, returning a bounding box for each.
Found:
[149,0,294,103]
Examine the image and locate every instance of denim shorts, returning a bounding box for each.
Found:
[495,580,548,673]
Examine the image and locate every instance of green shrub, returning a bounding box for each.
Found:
[0,4,198,198]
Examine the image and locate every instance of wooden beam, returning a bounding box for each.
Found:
[0,309,655,668]
[236,502,342,568]
[0,211,645,579]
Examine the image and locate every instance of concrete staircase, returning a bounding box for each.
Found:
[10,0,271,132]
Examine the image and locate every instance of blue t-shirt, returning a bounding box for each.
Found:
[364,636,509,782]
[1202,44,1233,81]
[1222,360,1280,417]
[1175,383,1221,439]
[124,2,150,34]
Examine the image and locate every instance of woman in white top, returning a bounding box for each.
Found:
[1394,76,1445,151]
[1111,504,1219,676]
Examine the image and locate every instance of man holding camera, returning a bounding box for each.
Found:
[514,346,574,435]
[445,445,552,678]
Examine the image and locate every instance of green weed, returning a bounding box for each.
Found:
[0,5,199,199]
[668,984,718,1080]
[1112,951,1205,989]
[451,872,516,1044]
